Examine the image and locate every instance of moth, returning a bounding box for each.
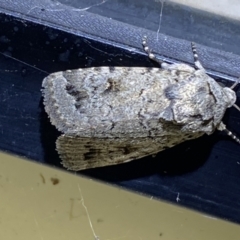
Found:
[42,36,239,171]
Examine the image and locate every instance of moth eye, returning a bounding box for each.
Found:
[223,87,237,108]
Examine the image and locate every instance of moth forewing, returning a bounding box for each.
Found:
[56,133,202,171]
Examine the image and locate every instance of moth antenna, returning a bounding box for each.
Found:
[218,122,240,144]
[233,104,240,112]
[142,35,163,66]
[223,128,240,144]
[191,42,204,70]
[230,81,239,90]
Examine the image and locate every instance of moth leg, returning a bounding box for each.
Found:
[217,122,240,144]
[191,42,205,70]
[225,128,240,144]
[142,35,163,66]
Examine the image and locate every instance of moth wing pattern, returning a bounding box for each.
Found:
[42,66,181,137]
[56,134,199,170]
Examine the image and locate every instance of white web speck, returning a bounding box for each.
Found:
[176,192,180,202]
[78,184,100,240]
[156,0,165,41]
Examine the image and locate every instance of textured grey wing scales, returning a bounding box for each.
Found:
[56,135,171,171]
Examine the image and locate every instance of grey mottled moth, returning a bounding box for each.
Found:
[42,36,240,171]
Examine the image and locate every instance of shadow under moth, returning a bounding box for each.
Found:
[42,36,240,171]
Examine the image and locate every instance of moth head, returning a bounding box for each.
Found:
[216,82,240,144]
[162,77,238,136]
[222,87,237,109]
